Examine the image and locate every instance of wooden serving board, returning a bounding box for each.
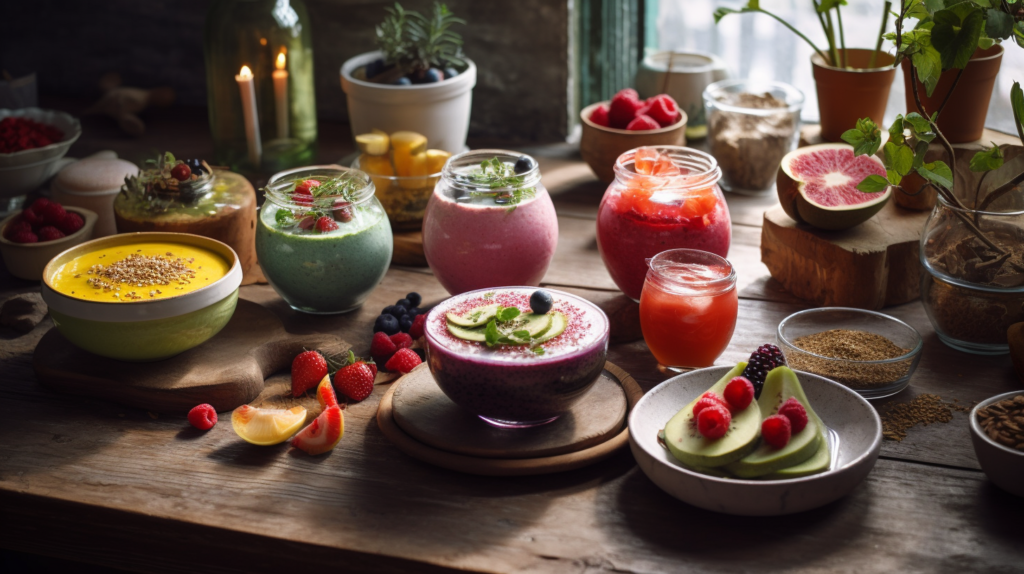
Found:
[761,202,930,309]
[376,362,644,476]
[33,299,348,414]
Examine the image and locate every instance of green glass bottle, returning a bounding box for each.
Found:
[204,0,317,176]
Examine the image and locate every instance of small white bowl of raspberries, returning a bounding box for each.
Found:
[0,198,97,280]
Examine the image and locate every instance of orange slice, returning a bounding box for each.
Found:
[231,405,307,446]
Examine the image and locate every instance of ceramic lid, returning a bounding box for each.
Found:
[55,157,138,194]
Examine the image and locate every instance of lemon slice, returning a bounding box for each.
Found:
[232,405,307,446]
[425,149,451,174]
[356,133,390,156]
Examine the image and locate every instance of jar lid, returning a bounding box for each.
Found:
[56,158,138,194]
[263,165,376,210]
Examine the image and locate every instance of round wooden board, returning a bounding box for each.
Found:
[376,361,644,476]
[392,363,627,459]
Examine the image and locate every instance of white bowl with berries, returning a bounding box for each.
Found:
[0,108,83,198]
[628,344,882,516]
[0,198,97,280]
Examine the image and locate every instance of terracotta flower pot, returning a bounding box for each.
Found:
[901,45,1003,144]
[813,48,897,143]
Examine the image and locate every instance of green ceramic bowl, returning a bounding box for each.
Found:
[41,232,243,361]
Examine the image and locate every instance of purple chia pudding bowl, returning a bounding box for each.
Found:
[424,286,610,428]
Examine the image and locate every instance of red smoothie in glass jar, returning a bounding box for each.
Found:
[596,147,731,301]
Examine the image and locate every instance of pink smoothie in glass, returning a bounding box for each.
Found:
[422,151,559,295]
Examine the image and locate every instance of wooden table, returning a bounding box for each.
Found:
[1,112,1022,573]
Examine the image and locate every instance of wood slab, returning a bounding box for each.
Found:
[391,363,628,459]
[32,299,348,414]
[377,362,643,475]
[393,231,427,267]
[761,202,929,309]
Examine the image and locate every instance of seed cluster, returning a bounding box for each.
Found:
[788,329,912,389]
[880,394,969,442]
[84,251,196,300]
[977,395,1024,451]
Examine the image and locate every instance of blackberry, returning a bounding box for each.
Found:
[741,344,786,398]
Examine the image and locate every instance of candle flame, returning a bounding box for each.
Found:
[239,65,253,79]
[276,52,286,70]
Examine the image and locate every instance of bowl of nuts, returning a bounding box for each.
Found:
[970,391,1024,497]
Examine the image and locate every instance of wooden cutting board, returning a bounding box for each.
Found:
[761,202,930,309]
[33,299,348,414]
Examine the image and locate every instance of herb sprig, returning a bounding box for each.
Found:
[269,174,361,231]
[460,158,536,212]
[483,305,546,354]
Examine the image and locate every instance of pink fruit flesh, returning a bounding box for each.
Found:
[787,147,886,207]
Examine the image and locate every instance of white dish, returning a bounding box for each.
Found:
[0,108,81,198]
[629,366,882,516]
[969,391,1024,497]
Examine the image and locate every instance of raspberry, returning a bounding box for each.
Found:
[9,230,38,244]
[609,88,644,129]
[385,347,422,374]
[626,114,661,131]
[37,225,65,242]
[692,391,727,417]
[589,104,611,127]
[389,332,413,349]
[370,331,398,364]
[4,220,31,239]
[409,314,427,339]
[696,404,731,439]
[20,208,43,226]
[28,198,51,214]
[777,397,808,433]
[187,403,218,430]
[762,414,792,449]
[645,94,681,127]
[57,212,84,235]
[315,216,339,233]
[723,377,755,411]
[741,344,787,398]
[37,201,66,226]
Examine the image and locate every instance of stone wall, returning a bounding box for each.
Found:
[1,0,571,142]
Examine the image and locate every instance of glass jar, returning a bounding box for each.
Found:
[204,0,317,175]
[597,146,731,301]
[422,150,558,295]
[352,154,441,232]
[921,193,1024,354]
[639,249,737,370]
[256,166,392,314]
[704,79,803,194]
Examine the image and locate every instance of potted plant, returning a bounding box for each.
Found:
[340,3,476,153]
[715,1,896,143]
[841,0,1024,354]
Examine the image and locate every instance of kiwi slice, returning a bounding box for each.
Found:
[446,304,499,328]
[531,312,567,344]
[446,323,487,342]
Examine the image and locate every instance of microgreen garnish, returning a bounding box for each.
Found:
[264,174,361,233]
[482,291,495,299]
[532,347,546,356]
[460,157,536,212]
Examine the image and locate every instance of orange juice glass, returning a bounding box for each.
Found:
[639,249,738,370]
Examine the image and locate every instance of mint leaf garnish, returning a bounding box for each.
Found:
[462,157,536,212]
[532,347,545,355]
[484,319,501,347]
[497,307,520,322]
[512,329,531,340]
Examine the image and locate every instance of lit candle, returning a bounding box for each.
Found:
[235,65,262,167]
[272,50,289,139]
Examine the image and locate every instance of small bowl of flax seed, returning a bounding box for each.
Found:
[970,391,1024,497]
[777,308,923,399]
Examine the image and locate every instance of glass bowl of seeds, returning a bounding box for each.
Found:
[777,308,923,399]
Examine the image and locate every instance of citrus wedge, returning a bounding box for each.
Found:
[231,405,307,446]
[425,149,451,174]
[291,405,344,455]
[356,133,390,156]
[316,375,339,409]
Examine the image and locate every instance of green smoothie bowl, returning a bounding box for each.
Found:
[40,232,243,361]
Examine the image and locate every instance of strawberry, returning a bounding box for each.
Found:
[57,212,84,235]
[292,192,314,206]
[589,104,611,127]
[385,348,421,374]
[335,361,375,402]
[187,403,218,430]
[291,405,344,455]
[298,215,316,230]
[645,94,681,127]
[409,314,427,339]
[316,375,339,409]
[390,332,413,350]
[291,350,328,397]
[371,331,398,364]
[609,88,644,129]
[294,179,321,195]
[10,230,38,244]
[37,201,66,226]
[37,226,65,242]
[626,114,660,131]
[315,216,339,233]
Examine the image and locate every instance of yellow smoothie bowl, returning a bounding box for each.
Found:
[41,232,242,362]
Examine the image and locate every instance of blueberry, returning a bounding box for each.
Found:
[422,68,444,83]
[407,307,421,317]
[514,155,535,174]
[406,292,422,307]
[530,290,553,314]
[374,314,400,335]
[186,158,206,173]
[391,305,408,318]
[444,67,459,80]
[393,76,412,86]
[494,195,511,205]
[365,58,386,79]
[396,298,411,308]
[383,305,397,316]
[399,315,414,332]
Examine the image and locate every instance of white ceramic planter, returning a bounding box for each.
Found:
[340,51,476,153]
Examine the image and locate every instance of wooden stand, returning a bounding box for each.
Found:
[761,202,929,309]
[392,231,428,267]
[33,299,348,413]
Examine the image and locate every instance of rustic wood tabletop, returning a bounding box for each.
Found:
[1,105,1022,573]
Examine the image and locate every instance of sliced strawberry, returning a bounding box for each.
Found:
[294,179,321,195]
[291,405,344,455]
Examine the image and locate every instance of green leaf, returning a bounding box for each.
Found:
[275,209,293,225]
[484,320,501,347]
[888,116,906,146]
[884,142,915,178]
[923,0,944,13]
[817,0,847,12]
[917,161,954,188]
[857,174,891,193]
[532,347,546,356]
[931,7,985,70]
[497,307,520,322]
[913,140,930,169]
[511,329,531,340]
[840,118,882,156]
[969,145,1005,172]
[910,47,943,96]
[1011,81,1024,137]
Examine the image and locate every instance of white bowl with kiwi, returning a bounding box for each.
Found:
[628,361,882,516]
